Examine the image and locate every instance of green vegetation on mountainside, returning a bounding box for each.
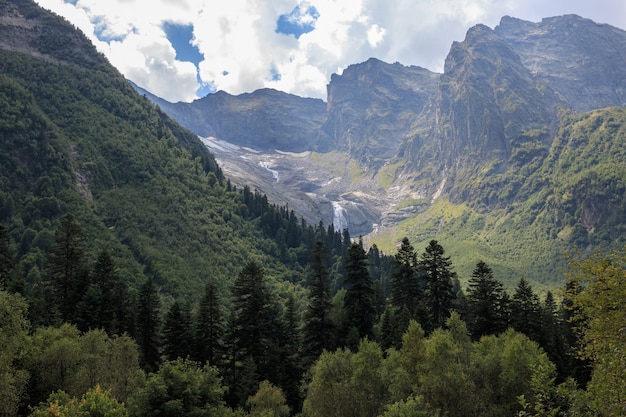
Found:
[374,107,626,290]
[0,48,315,300]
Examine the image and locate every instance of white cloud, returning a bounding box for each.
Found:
[34,0,626,102]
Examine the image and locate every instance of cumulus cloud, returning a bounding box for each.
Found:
[35,0,626,102]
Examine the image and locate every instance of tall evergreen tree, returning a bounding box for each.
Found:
[302,241,334,364]
[465,260,508,340]
[227,261,282,406]
[510,278,542,342]
[195,281,224,366]
[390,237,424,320]
[343,240,376,340]
[0,225,13,289]
[76,249,132,335]
[136,278,161,372]
[163,301,194,361]
[46,213,88,322]
[539,291,568,379]
[419,240,456,331]
[281,294,304,412]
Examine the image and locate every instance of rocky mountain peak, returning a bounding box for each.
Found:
[494,14,626,111]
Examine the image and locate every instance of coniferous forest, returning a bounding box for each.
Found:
[1,1,626,416]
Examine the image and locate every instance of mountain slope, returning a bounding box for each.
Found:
[0,0,313,300]
[145,14,626,288]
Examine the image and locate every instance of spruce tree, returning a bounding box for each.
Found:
[302,241,334,364]
[228,261,282,406]
[46,213,88,322]
[0,225,13,289]
[163,301,194,361]
[390,237,424,321]
[195,281,224,366]
[510,278,542,342]
[419,240,456,331]
[76,249,132,335]
[465,260,508,339]
[343,240,376,340]
[136,278,161,372]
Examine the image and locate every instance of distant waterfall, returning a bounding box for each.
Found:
[332,201,348,231]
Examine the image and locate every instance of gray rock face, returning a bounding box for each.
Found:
[142,15,626,237]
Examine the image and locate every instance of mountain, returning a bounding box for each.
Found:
[0,0,327,300]
[145,14,626,288]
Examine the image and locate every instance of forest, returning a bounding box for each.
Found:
[1,210,625,416]
[1,3,625,414]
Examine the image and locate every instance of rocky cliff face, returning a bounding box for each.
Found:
[144,15,626,278]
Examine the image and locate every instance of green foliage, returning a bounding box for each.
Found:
[135,278,161,372]
[302,241,335,363]
[565,250,626,416]
[246,380,290,417]
[466,260,508,339]
[226,261,283,407]
[30,385,129,417]
[128,358,229,417]
[162,301,194,361]
[343,241,376,340]
[303,314,562,417]
[419,240,456,330]
[24,324,141,406]
[0,289,29,416]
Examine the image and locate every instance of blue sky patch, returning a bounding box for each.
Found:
[92,16,129,43]
[162,22,203,66]
[270,65,281,81]
[276,4,319,39]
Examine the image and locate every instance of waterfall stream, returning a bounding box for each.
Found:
[332,201,348,231]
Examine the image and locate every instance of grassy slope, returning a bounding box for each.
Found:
[369,107,626,292]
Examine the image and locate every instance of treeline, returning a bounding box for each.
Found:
[2,212,625,416]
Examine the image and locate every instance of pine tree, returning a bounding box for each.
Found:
[195,281,224,366]
[302,241,334,364]
[343,240,376,340]
[390,237,424,321]
[419,240,456,331]
[465,260,508,340]
[136,278,161,372]
[163,301,194,361]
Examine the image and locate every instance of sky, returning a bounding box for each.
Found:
[34,0,626,103]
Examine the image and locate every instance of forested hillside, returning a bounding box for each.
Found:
[1,1,625,416]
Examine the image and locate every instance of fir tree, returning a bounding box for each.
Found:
[227,261,282,406]
[465,260,508,340]
[76,249,132,335]
[302,241,334,364]
[510,278,542,342]
[46,213,88,322]
[0,225,13,289]
[343,240,376,340]
[195,281,224,366]
[390,237,424,321]
[136,278,161,372]
[419,240,456,331]
[163,301,194,361]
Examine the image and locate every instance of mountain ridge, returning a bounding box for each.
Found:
[142,14,626,287]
